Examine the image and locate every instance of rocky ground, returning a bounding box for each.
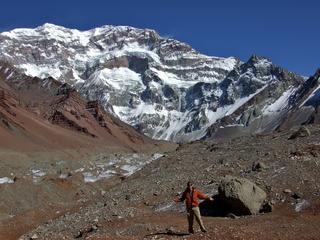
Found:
[1,125,320,239]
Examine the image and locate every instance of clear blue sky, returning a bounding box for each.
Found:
[0,0,319,77]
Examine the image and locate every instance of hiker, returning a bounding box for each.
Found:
[173,181,214,234]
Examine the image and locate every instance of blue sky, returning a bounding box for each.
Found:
[0,0,319,77]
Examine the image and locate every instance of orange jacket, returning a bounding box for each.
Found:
[174,188,211,208]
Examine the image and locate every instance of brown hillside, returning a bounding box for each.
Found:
[0,62,175,154]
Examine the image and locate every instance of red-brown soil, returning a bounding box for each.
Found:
[3,125,317,240]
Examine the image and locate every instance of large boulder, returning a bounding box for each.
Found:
[218,176,267,215]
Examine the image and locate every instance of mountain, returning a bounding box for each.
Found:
[0,24,320,240]
[0,23,318,142]
[0,60,174,153]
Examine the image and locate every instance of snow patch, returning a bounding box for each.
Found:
[0,177,14,184]
[155,202,175,212]
[83,172,100,183]
[81,153,162,183]
[20,63,62,80]
[300,84,320,107]
[88,67,142,90]
[262,87,295,114]
[295,200,309,212]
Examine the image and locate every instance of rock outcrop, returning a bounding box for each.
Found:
[218,176,267,215]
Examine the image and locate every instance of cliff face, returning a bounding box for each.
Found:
[0,24,318,142]
[277,68,320,128]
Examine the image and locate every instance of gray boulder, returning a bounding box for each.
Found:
[218,176,267,215]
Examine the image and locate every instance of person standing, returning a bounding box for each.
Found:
[173,181,214,234]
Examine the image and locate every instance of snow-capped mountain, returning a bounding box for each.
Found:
[0,23,317,142]
[0,60,174,153]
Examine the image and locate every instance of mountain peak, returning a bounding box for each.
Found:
[248,54,270,63]
[0,24,313,142]
[40,23,65,30]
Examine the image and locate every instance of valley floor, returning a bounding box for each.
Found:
[5,201,320,240]
[1,125,320,240]
[85,204,320,240]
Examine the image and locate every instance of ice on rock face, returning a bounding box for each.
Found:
[0,24,307,142]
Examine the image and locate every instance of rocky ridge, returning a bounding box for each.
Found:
[1,24,317,142]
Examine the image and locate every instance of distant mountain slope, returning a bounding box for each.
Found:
[0,61,174,153]
[276,68,320,128]
[0,24,318,142]
[205,62,320,141]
